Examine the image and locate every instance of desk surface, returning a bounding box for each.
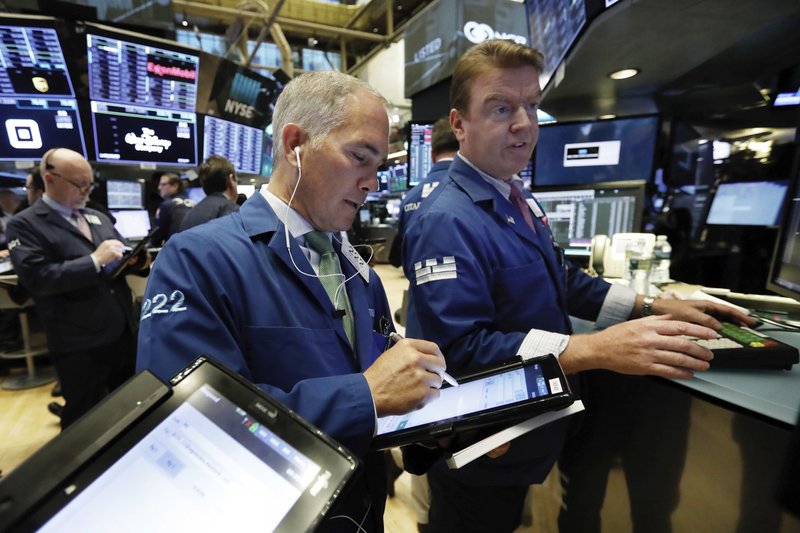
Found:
[571,318,800,426]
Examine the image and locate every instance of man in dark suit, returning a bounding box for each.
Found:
[180,155,239,232]
[6,148,149,429]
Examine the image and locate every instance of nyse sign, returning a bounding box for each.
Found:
[463,21,527,45]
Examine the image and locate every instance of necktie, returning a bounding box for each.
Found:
[72,210,93,241]
[305,231,355,347]
[508,182,536,233]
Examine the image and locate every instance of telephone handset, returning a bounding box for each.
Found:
[592,232,656,278]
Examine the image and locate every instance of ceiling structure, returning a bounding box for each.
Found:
[177,0,800,140]
[540,0,800,137]
[173,0,437,74]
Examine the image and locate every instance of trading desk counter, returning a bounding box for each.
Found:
[572,317,800,426]
[566,315,800,531]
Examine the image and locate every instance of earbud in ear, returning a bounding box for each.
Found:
[294,146,301,156]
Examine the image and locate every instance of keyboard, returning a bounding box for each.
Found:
[692,322,799,370]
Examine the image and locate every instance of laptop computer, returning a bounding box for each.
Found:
[0,356,358,532]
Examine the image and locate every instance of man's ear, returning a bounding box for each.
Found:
[280,123,305,168]
[449,108,466,143]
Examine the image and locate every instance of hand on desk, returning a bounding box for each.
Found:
[561,315,718,379]
[364,337,446,417]
[644,297,757,329]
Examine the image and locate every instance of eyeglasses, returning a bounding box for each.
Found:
[49,171,97,194]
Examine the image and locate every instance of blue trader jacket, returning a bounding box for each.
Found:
[136,192,394,457]
[402,155,611,486]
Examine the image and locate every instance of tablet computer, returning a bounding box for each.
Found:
[0,356,358,533]
[110,227,157,279]
[372,355,574,450]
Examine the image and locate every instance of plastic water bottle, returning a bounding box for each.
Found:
[629,248,653,295]
[651,235,672,283]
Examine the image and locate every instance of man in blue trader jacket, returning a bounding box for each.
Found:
[401,39,753,532]
[136,71,448,532]
[389,117,458,268]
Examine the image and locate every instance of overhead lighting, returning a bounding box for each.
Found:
[598,114,616,120]
[180,11,189,27]
[608,68,639,80]
[388,149,407,160]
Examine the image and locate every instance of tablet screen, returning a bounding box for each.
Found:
[376,362,560,436]
[39,384,323,532]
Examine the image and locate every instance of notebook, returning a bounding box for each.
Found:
[0,356,358,533]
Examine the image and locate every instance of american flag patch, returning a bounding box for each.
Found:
[414,256,457,286]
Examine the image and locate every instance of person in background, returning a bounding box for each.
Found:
[6,148,150,429]
[15,167,45,214]
[136,71,449,532]
[149,172,193,246]
[400,39,754,532]
[388,117,458,269]
[179,155,239,232]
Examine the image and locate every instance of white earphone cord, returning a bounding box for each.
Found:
[283,147,374,309]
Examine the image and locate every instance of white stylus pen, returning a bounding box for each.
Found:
[388,331,459,387]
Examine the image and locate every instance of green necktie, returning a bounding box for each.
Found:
[305,231,355,347]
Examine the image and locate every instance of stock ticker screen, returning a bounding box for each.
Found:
[87,33,199,165]
[0,23,87,159]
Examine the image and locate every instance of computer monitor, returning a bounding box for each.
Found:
[534,115,660,187]
[407,121,434,188]
[377,163,408,193]
[111,209,151,240]
[705,180,789,227]
[768,171,800,301]
[202,115,264,175]
[532,181,645,256]
[106,179,143,209]
[86,28,199,166]
[0,19,88,160]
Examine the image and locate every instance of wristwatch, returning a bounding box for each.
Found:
[642,296,656,317]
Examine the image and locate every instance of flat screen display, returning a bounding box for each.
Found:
[111,208,151,240]
[0,22,87,160]
[533,181,645,254]
[526,0,587,90]
[202,115,264,174]
[408,121,434,187]
[87,31,199,166]
[768,171,800,301]
[534,116,660,187]
[0,98,86,160]
[705,180,788,227]
[378,163,408,193]
[106,179,143,209]
[186,187,206,204]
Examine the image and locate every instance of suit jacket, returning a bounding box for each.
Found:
[179,192,239,232]
[402,155,611,486]
[6,200,138,353]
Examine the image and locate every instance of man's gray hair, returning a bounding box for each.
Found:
[271,71,389,167]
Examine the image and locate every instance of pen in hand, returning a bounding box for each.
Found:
[388,331,459,388]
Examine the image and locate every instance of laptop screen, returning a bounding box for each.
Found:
[39,384,322,531]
